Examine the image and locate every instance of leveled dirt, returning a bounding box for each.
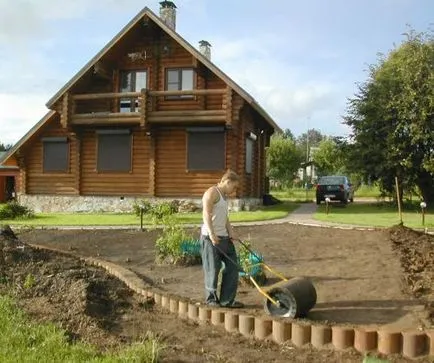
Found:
[1,223,433,362]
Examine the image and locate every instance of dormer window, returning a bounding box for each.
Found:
[165,68,194,99]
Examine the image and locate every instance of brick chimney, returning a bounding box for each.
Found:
[199,40,211,60]
[159,1,177,31]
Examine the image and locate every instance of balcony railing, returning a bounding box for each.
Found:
[65,88,231,128]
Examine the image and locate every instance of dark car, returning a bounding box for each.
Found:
[315,175,354,205]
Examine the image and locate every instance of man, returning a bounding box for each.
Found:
[200,170,244,308]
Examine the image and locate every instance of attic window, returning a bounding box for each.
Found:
[42,137,69,173]
[165,68,194,99]
[96,129,132,172]
[187,127,225,171]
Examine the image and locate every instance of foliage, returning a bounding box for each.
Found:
[132,199,152,217]
[0,295,164,362]
[143,201,193,263]
[267,133,303,187]
[311,137,345,176]
[296,128,326,162]
[0,142,12,152]
[155,224,191,263]
[344,28,434,204]
[0,201,34,220]
[237,240,266,286]
[23,273,36,289]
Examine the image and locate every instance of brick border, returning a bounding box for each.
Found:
[28,243,433,359]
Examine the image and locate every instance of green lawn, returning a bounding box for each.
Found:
[0,295,162,363]
[271,185,382,201]
[271,188,315,202]
[314,202,434,228]
[0,202,298,227]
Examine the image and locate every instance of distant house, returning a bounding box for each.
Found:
[0,2,281,212]
[0,152,18,203]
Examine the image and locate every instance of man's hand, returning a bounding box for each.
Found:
[210,234,220,245]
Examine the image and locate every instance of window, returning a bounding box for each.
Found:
[97,130,132,172]
[119,70,147,112]
[245,138,254,174]
[42,137,69,172]
[166,68,194,99]
[187,127,225,170]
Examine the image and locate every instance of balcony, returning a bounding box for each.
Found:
[62,88,232,128]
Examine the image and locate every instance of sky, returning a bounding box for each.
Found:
[0,0,432,145]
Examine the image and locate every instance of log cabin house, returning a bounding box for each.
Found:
[0,2,281,213]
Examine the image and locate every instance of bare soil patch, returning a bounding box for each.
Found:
[1,223,433,362]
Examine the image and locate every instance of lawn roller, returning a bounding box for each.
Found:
[216,239,317,318]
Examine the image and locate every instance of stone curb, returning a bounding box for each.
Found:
[28,243,433,359]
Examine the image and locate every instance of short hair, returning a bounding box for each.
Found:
[221,169,239,183]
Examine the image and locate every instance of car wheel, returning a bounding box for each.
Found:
[341,198,348,205]
[350,197,354,203]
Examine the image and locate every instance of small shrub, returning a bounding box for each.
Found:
[155,224,190,263]
[0,202,34,220]
[142,201,194,264]
[132,199,152,217]
[23,273,36,289]
[237,241,267,286]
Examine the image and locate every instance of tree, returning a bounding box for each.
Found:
[312,138,345,175]
[0,142,12,151]
[296,128,325,162]
[266,133,303,187]
[282,128,295,141]
[344,29,434,203]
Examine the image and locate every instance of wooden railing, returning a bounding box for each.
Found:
[67,88,231,128]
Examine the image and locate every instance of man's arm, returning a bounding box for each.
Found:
[202,188,219,245]
[226,217,235,240]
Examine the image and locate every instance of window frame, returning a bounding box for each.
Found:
[165,68,195,100]
[42,137,70,173]
[186,127,226,171]
[96,129,133,173]
[118,69,148,112]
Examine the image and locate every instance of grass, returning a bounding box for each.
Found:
[0,294,163,363]
[270,188,315,202]
[314,202,434,228]
[271,185,383,201]
[0,202,298,227]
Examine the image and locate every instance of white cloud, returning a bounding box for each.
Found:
[0,94,49,145]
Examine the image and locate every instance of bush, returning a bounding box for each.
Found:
[142,201,194,264]
[0,202,34,220]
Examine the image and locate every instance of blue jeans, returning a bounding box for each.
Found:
[200,235,239,306]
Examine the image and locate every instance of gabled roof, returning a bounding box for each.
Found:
[1,111,56,165]
[46,6,281,131]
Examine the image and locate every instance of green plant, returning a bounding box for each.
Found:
[23,273,36,289]
[155,224,190,263]
[0,201,34,220]
[132,199,152,217]
[237,240,267,286]
[144,201,193,264]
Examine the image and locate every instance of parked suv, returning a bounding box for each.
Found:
[315,175,354,205]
